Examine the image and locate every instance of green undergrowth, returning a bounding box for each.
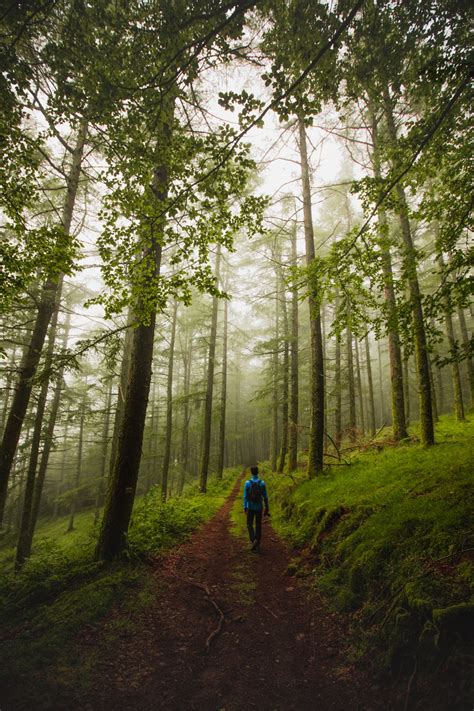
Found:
[0,468,239,708]
[265,416,474,704]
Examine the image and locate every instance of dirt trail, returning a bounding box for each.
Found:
[82,478,386,710]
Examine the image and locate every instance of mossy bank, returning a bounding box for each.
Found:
[265,416,474,710]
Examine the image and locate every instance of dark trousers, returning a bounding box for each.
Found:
[246,509,262,543]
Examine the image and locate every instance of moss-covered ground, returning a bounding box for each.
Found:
[0,468,239,708]
[263,415,473,704]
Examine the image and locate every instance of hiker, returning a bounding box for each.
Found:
[243,465,270,551]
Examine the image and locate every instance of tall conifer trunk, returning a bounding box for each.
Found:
[178,335,192,494]
[217,297,228,480]
[364,334,376,437]
[278,270,289,473]
[346,316,356,440]
[298,116,324,476]
[161,300,178,500]
[288,224,299,471]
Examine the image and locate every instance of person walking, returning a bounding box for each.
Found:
[243,465,269,551]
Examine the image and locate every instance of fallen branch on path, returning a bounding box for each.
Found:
[259,602,279,619]
[169,572,225,653]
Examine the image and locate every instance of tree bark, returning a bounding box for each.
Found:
[161,299,178,500]
[298,116,324,476]
[67,394,85,533]
[364,333,376,437]
[0,120,87,525]
[199,245,221,493]
[457,307,474,404]
[94,379,113,526]
[277,269,289,473]
[216,297,228,480]
[288,223,299,471]
[355,337,365,435]
[383,86,434,445]
[346,316,356,440]
[178,335,192,495]
[270,253,279,472]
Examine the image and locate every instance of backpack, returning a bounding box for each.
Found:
[248,479,263,504]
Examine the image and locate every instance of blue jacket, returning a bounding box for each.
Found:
[243,476,269,512]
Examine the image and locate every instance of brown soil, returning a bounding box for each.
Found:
[78,479,388,711]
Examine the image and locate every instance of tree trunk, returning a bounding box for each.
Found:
[277,271,289,473]
[369,106,407,440]
[378,341,385,426]
[67,395,85,533]
[0,120,87,525]
[30,309,71,533]
[346,318,356,440]
[429,357,439,423]
[383,86,434,445]
[94,379,113,526]
[403,349,411,425]
[54,407,70,519]
[178,335,192,495]
[335,330,342,446]
[355,337,365,435]
[95,99,173,559]
[438,254,465,421]
[199,245,221,493]
[270,254,280,472]
[161,300,178,500]
[364,333,376,437]
[288,223,299,471]
[217,297,228,480]
[298,116,324,476]
[15,303,62,570]
[109,311,134,474]
[457,308,474,404]
[0,345,17,436]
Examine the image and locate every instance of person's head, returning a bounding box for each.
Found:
[250,465,259,478]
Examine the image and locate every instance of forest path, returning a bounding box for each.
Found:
[83,476,385,711]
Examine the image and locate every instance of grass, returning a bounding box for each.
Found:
[265,415,474,702]
[0,467,239,709]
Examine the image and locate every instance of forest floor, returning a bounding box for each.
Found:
[71,476,389,711]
